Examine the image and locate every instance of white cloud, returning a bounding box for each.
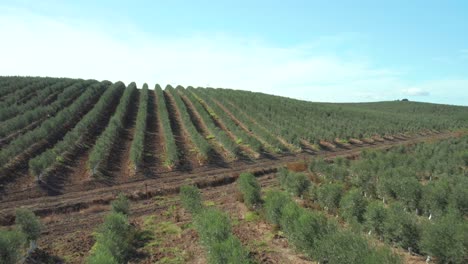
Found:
[0,7,466,105]
[401,88,430,96]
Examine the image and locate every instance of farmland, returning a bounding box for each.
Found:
[1,76,467,264]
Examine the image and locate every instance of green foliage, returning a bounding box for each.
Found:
[315,230,370,264]
[180,87,239,158]
[88,83,137,177]
[194,208,231,247]
[166,85,211,161]
[209,235,251,264]
[129,83,149,171]
[264,189,401,263]
[190,88,264,154]
[15,208,41,243]
[421,179,451,217]
[421,212,467,264]
[179,185,203,215]
[339,188,368,223]
[29,81,121,178]
[0,81,105,167]
[155,84,178,168]
[179,185,251,264]
[0,229,26,264]
[111,193,130,216]
[0,79,83,138]
[201,87,468,143]
[383,203,421,251]
[237,172,262,209]
[316,182,345,213]
[364,201,388,239]
[277,168,311,197]
[87,212,134,264]
[264,191,290,226]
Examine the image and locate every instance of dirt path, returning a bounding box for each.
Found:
[141,90,164,177]
[163,91,198,171]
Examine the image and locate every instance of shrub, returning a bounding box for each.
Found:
[289,208,329,255]
[0,229,26,264]
[209,235,251,264]
[421,212,467,264]
[316,183,345,213]
[339,188,368,223]
[277,168,311,197]
[315,230,371,264]
[15,208,41,249]
[364,201,388,239]
[364,246,403,264]
[180,185,203,215]
[383,203,421,251]
[194,208,231,247]
[264,191,290,226]
[87,244,117,264]
[89,212,134,263]
[237,173,262,209]
[111,193,130,216]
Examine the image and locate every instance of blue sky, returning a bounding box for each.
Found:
[0,0,467,105]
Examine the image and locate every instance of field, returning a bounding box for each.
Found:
[0,76,467,264]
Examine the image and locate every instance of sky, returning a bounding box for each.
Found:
[0,0,467,105]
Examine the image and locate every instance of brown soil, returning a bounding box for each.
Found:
[142,90,165,176]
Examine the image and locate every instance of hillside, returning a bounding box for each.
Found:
[1,76,468,263]
[1,76,468,196]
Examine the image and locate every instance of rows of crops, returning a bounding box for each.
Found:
[176,135,467,263]
[1,76,468,192]
[301,135,468,263]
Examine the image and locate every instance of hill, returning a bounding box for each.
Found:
[1,76,468,195]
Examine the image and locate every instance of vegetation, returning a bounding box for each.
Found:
[0,80,90,138]
[155,84,178,168]
[201,87,468,145]
[179,87,238,159]
[0,81,106,167]
[190,87,264,155]
[237,172,262,209]
[129,83,149,172]
[263,190,402,263]
[166,85,211,163]
[88,83,137,177]
[0,208,41,264]
[28,81,121,179]
[307,135,468,263]
[87,195,134,263]
[179,185,251,263]
[277,168,311,197]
